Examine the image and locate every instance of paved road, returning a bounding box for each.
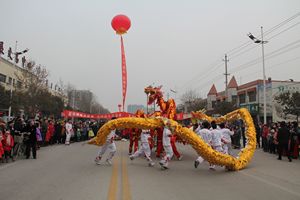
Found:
[1,141,299,200]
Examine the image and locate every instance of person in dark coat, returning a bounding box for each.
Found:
[23,120,37,159]
[277,121,292,162]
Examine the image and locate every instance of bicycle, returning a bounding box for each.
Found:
[13,132,30,159]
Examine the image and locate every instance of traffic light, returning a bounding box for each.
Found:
[0,41,4,55]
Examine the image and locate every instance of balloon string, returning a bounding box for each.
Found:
[120,35,127,112]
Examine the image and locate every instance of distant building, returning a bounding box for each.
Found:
[127,104,146,114]
[206,76,300,123]
[0,56,67,103]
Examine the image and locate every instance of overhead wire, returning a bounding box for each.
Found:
[177,12,300,97]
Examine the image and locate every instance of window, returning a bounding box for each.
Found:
[248,91,256,102]
[239,94,246,104]
[212,101,216,108]
[8,77,12,85]
[17,81,22,89]
[232,95,238,105]
[0,73,6,83]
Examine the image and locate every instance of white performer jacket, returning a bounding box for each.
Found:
[140,130,151,143]
[196,128,212,145]
[211,129,223,147]
[220,128,234,144]
[106,130,116,143]
[65,122,72,134]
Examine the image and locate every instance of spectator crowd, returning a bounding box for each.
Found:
[0,116,105,163]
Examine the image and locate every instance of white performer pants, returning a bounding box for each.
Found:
[160,145,173,166]
[131,142,153,162]
[97,142,116,161]
[210,145,223,169]
[65,132,71,145]
[223,143,232,155]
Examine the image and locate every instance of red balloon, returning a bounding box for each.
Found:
[111,14,131,35]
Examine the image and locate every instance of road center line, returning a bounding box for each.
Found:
[107,156,119,200]
[122,152,132,200]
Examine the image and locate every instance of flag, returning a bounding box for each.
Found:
[120,36,127,111]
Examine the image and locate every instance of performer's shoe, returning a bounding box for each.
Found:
[95,157,101,165]
[194,160,199,168]
[178,155,183,161]
[106,159,112,165]
[159,160,165,166]
[162,163,169,169]
[148,162,155,167]
[129,155,134,160]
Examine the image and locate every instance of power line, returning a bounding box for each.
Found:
[240,56,300,78]
[229,21,300,61]
[266,21,300,40]
[230,40,300,73]
[226,12,300,57]
[179,12,300,95]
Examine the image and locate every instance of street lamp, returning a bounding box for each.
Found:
[248,27,268,124]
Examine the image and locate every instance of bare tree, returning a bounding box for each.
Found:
[180,90,207,112]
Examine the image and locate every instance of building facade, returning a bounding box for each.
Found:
[127,104,146,114]
[207,76,300,123]
[0,56,67,103]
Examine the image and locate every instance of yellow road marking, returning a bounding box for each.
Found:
[107,157,119,200]
[122,154,132,200]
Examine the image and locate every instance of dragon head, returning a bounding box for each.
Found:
[135,109,146,118]
[144,85,163,105]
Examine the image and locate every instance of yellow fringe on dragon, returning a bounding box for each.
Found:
[88,108,256,171]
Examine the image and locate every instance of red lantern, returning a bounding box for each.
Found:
[111,14,131,35]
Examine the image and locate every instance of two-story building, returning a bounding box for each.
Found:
[206,76,300,123]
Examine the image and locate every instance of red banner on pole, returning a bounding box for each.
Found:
[121,36,127,112]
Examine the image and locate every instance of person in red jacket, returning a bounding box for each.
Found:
[155,128,163,158]
[0,130,4,161]
[45,120,55,145]
[129,128,139,155]
[262,124,269,152]
[2,130,14,163]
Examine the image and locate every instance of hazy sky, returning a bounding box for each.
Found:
[1,0,300,112]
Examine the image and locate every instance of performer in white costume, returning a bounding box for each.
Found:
[159,121,174,169]
[220,123,234,155]
[129,129,155,167]
[65,120,73,145]
[209,121,223,170]
[194,121,212,168]
[94,118,117,165]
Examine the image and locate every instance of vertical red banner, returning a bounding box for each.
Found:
[121,36,127,111]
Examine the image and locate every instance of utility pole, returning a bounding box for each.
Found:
[261,26,267,125]
[223,54,230,101]
[247,27,268,124]
[8,41,18,120]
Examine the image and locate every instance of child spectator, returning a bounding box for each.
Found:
[2,130,14,163]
